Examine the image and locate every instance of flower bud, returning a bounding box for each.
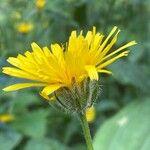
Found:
[48,78,100,114]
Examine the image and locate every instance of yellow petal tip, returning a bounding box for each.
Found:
[31,42,39,49]
[2,87,11,92]
[133,40,137,45]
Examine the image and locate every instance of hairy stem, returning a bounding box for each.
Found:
[79,113,94,150]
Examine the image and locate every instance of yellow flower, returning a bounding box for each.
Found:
[2,26,136,100]
[0,114,15,123]
[86,106,96,123]
[17,23,33,33]
[36,0,46,9]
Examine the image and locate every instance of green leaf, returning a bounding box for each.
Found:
[109,60,150,92]
[71,144,86,150]
[96,99,119,112]
[13,91,40,113]
[93,98,150,150]
[12,109,49,138]
[0,130,22,150]
[24,138,68,150]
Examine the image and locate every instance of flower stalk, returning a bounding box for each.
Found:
[79,112,94,150]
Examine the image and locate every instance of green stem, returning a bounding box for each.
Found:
[79,113,94,150]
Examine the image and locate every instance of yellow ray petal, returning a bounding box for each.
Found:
[51,44,63,59]
[85,31,92,46]
[41,84,62,96]
[2,67,40,81]
[98,51,129,69]
[102,41,137,61]
[43,47,51,57]
[100,29,120,58]
[7,57,20,67]
[100,26,117,50]
[7,57,37,73]
[31,42,43,54]
[3,83,46,91]
[68,31,77,53]
[31,42,45,63]
[40,92,56,101]
[70,31,77,38]
[97,69,112,74]
[85,65,98,80]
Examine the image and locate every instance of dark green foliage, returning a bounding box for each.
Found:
[0,129,22,150]
[0,0,149,149]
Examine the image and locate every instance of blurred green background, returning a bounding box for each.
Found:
[0,0,150,150]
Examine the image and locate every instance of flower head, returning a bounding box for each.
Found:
[17,23,33,33]
[0,114,15,123]
[2,26,136,104]
[36,0,46,10]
